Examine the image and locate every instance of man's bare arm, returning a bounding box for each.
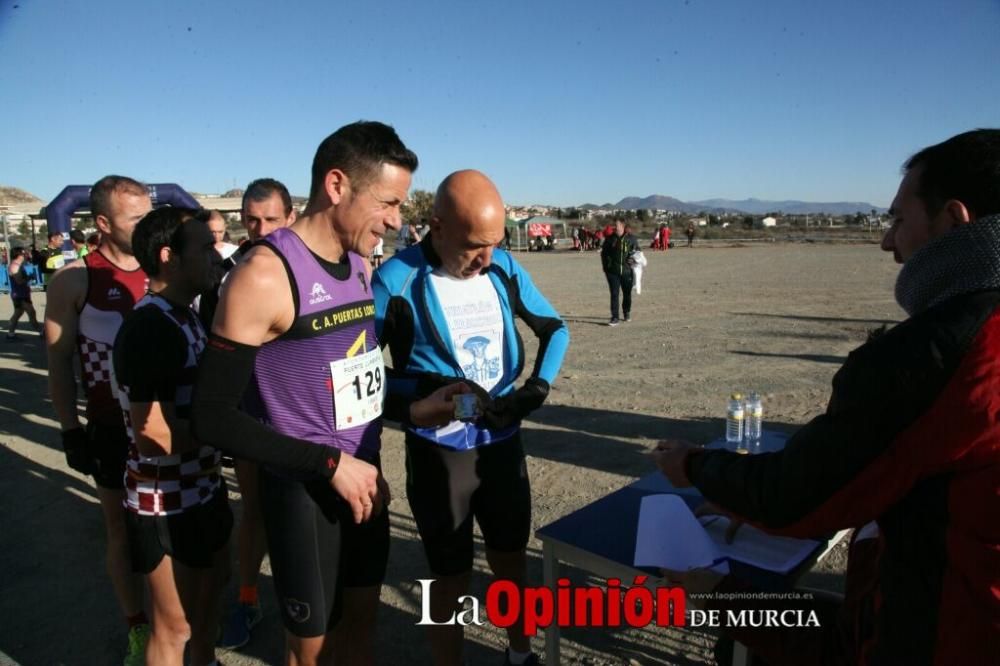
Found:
[45,263,87,431]
[211,246,293,345]
[128,401,195,458]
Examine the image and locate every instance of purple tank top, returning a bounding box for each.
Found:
[253,228,382,466]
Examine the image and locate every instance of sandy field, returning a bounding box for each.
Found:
[0,241,903,665]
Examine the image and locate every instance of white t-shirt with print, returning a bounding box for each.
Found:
[428,269,505,392]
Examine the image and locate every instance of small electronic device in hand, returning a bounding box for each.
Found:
[453,393,481,422]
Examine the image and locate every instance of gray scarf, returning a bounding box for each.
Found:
[896,213,1000,316]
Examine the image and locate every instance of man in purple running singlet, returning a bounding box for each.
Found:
[192,122,466,666]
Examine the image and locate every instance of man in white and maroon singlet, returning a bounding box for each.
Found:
[45,175,153,666]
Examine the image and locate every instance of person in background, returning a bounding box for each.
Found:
[629,247,648,295]
[39,231,65,290]
[660,224,672,250]
[6,247,41,340]
[207,210,239,262]
[371,234,384,269]
[600,219,638,326]
[70,229,89,258]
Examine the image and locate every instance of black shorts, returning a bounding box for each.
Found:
[125,486,233,574]
[259,459,390,638]
[86,421,131,489]
[405,431,531,576]
[11,295,31,308]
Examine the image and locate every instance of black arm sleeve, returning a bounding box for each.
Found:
[191,335,341,478]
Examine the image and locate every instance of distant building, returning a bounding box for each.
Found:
[761,216,778,227]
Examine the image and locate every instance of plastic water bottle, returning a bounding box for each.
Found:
[745,392,763,452]
[726,393,744,449]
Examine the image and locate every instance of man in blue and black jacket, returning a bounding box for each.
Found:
[373,170,569,666]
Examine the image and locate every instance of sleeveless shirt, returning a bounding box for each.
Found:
[253,228,382,471]
[77,250,148,427]
[115,294,221,516]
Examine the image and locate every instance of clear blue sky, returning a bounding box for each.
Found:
[1,0,998,208]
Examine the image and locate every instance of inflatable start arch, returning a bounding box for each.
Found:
[46,182,200,256]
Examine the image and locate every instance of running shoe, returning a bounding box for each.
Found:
[624,314,632,322]
[218,601,263,649]
[608,318,619,327]
[123,624,150,666]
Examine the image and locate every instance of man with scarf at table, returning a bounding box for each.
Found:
[655,128,1000,665]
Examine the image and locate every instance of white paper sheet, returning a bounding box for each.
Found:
[634,495,729,573]
[633,494,820,574]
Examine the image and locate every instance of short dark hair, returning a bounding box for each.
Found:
[308,121,418,203]
[132,207,210,277]
[905,128,1000,219]
[86,233,99,245]
[90,175,148,220]
[11,247,25,260]
[243,178,293,217]
[70,229,85,244]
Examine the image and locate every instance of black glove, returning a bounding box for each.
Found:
[61,427,96,475]
[480,377,550,431]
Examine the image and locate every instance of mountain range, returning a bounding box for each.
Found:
[580,195,886,216]
[1,184,884,217]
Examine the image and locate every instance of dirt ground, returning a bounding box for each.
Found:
[0,242,903,665]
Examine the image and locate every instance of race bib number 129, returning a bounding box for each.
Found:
[330,348,384,429]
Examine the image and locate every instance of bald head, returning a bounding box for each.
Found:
[433,170,504,227]
[430,170,507,279]
[207,210,228,249]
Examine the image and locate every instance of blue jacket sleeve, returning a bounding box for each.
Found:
[506,256,569,386]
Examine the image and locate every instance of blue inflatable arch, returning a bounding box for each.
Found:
[46,183,200,252]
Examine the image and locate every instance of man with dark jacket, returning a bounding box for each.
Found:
[655,128,1000,665]
[38,231,66,290]
[600,219,638,326]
